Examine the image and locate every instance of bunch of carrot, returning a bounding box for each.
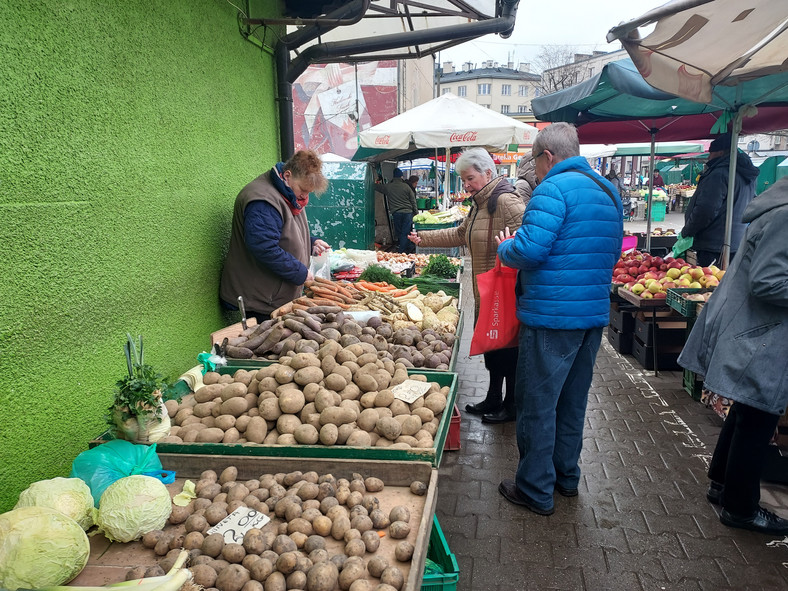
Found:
[354,281,419,298]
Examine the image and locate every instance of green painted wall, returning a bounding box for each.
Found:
[0,1,282,511]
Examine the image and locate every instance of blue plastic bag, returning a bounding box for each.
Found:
[70,440,176,506]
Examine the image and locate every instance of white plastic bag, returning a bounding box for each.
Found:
[309,251,332,279]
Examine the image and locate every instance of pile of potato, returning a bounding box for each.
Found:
[223,308,457,370]
[161,344,450,449]
[135,466,427,591]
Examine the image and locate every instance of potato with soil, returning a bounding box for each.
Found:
[306,561,339,591]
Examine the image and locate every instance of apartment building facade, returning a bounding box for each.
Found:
[437,60,542,115]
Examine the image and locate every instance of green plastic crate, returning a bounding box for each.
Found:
[93,369,459,467]
[666,287,715,317]
[422,515,460,591]
[683,368,703,401]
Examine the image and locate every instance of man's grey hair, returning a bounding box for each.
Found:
[532,122,580,162]
[456,147,497,177]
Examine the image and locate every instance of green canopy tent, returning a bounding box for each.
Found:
[531,58,788,251]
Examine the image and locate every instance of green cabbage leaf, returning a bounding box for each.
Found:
[14,477,94,530]
[95,475,171,543]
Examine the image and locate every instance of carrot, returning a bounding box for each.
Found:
[389,289,409,297]
[271,301,293,318]
[291,303,311,311]
[315,277,338,287]
[294,296,317,307]
[334,284,355,298]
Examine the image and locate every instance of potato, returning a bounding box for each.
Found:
[424,392,447,414]
[364,477,384,492]
[223,427,241,443]
[345,430,371,447]
[319,407,354,426]
[344,538,366,558]
[274,551,297,575]
[294,366,324,387]
[241,580,264,591]
[336,560,364,591]
[389,505,410,523]
[249,557,274,582]
[375,417,402,441]
[306,561,339,591]
[168,504,191,525]
[216,564,251,591]
[323,373,347,392]
[350,515,373,533]
[221,398,249,417]
[389,521,410,539]
[222,543,246,564]
[205,503,229,526]
[201,532,225,558]
[263,570,286,591]
[276,414,301,434]
[366,556,388,579]
[194,383,223,403]
[274,365,296,384]
[394,540,415,562]
[312,515,332,537]
[221,382,248,401]
[245,416,268,444]
[279,389,306,414]
[360,529,380,553]
[327,517,351,544]
[190,563,218,587]
[259,397,282,421]
[272,534,297,554]
[194,427,224,443]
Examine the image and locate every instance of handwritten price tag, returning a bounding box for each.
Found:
[206,507,271,544]
[392,379,432,404]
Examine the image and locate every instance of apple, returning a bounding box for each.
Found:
[681,265,690,274]
[679,273,693,283]
[648,282,663,294]
[689,268,705,280]
[659,264,669,271]
[678,278,692,287]
[640,291,654,299]
[689,281,702,289]
[629,266,640,276]
[701,267,713,276]
[715,269,726,281]
[631,283,646,295]
[666,268,681,279]
[625,281,637,290]
[705,276,720,287]
[663,281,677,289]
[668,261,682,270]
[643,272,659,281]
[653,291,667,299]
[652,257,664,267]
[708,265,721,274]
[638,265,650,275]
[618,274,634,283]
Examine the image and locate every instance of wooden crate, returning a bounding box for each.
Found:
[71,454,438,591]
[210,319,258,347]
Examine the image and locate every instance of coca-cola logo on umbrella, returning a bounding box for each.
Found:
[449,131,478,143]
[374,135,390,145]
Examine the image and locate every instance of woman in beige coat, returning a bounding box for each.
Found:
[409,148,525,423]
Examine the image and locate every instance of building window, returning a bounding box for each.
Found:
[534,88,542,98]
[478,83,491,95]
[589,67,595,77]
[501,84,511,96]
[518,105,529,113]
[442,87,451,95]
[457,85,467,97]
[519,85,528,97]
[501,105,510,114]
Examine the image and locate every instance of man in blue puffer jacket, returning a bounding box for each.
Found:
[496,123,623,515]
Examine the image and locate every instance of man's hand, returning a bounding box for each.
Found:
[312,239,330,256]
[495,227,513,245]
[306,270,314,282]
[408,231,421,245]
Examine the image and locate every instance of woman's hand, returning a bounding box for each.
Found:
[306,270,315,282]
[495,227,513,245]
[312,239,330,256]
[408,231,421,245]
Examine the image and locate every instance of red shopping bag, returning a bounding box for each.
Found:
[469,257,520,356]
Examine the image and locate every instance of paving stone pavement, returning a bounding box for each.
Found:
[435,261,788,590]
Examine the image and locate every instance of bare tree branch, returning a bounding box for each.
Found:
[534,45,587,94]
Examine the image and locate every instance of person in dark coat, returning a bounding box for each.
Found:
[379,168,418,253]
[678,177,788,535]
[652,170,665,186]
[514,151,538,206]
[220,150,330,322]
[681,133,759,266]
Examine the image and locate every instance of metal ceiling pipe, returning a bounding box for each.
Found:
[275,0,369,158]
[248,0,370,28]
[288,5,519,83]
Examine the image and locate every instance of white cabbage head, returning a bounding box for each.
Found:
[15,477,94,530]
[0,506,90,590]
[95,475,171,542]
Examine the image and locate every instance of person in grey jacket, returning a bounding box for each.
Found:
[679,176,788,535]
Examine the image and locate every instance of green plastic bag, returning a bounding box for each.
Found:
[70,440,175,506]
[671,233,693,259]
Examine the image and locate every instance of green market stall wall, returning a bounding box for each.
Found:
[309,161,375,249]
[0,0,282,511]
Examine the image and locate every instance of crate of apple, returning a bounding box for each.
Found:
[611,250,725,300]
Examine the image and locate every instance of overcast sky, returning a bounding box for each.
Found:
[438,0,662,70]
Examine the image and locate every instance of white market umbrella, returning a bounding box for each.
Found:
[607,0,788,266]
[358,92,538,152]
